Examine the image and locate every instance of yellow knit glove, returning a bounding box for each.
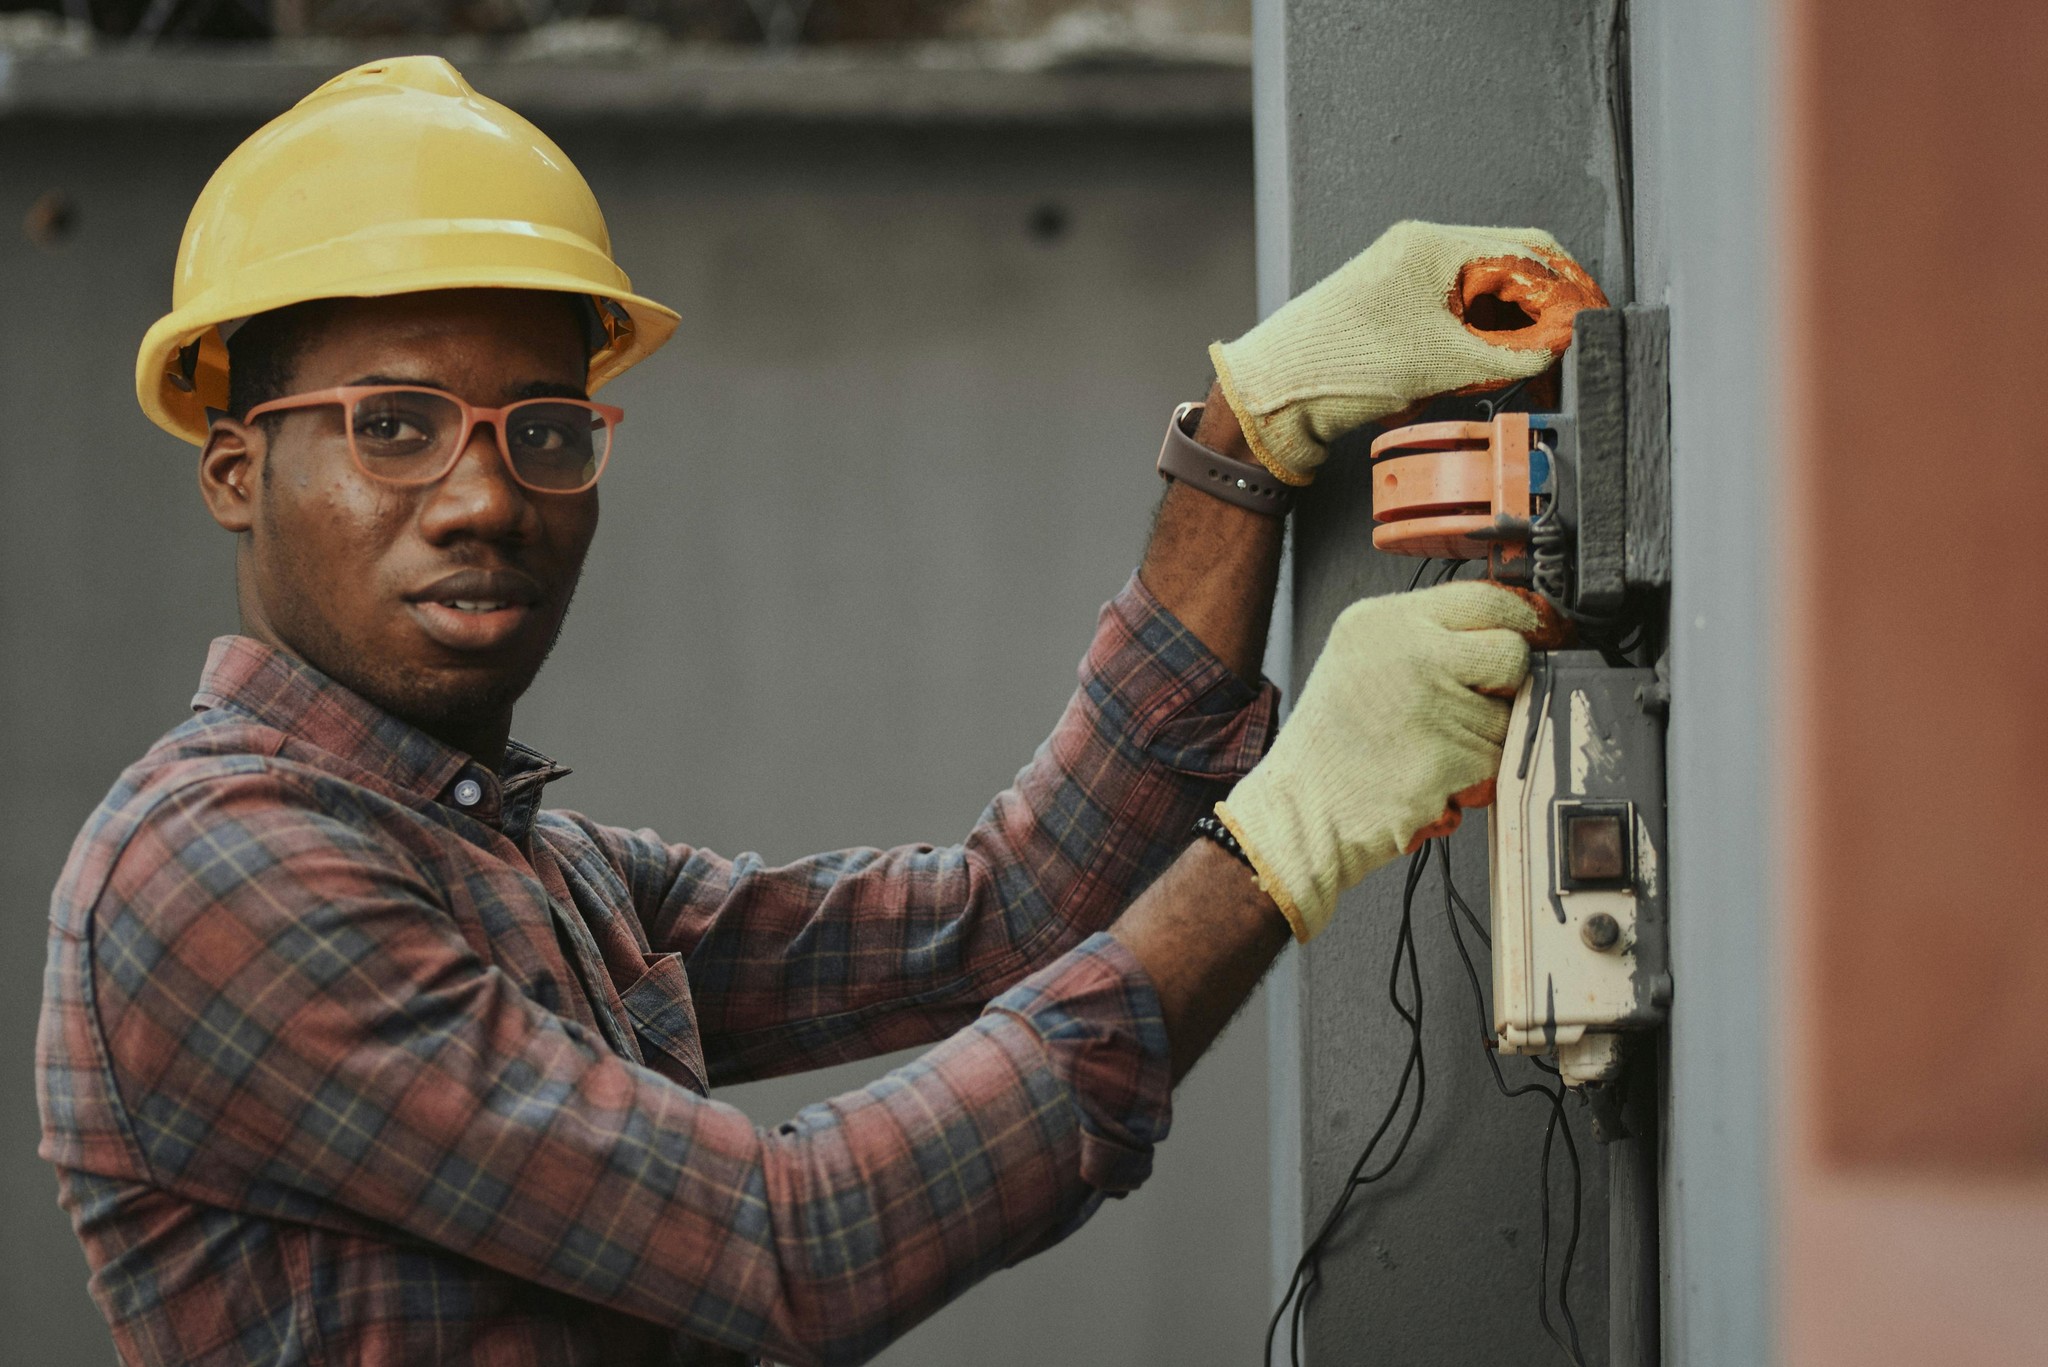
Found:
[1210,220,1607,486]
[1216,583,1540,941]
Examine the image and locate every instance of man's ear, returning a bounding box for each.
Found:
[198,419,261,534]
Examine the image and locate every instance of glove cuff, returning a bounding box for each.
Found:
[1213,798,1322,942]
[1208,341,1317,489]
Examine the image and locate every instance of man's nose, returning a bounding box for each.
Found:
[417,421,536,545]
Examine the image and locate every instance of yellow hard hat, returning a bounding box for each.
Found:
[136,55,679,445]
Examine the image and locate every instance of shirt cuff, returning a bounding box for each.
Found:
[1081,573,1280,781]
[985,931,1172,1196]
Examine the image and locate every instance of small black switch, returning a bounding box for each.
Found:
[1555,801,1634,890]
[1567,813,1627,881]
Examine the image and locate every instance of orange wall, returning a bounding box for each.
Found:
[1784,0,2048,1360]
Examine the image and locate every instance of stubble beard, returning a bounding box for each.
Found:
[274,584,572,757]
[253,511,577,759]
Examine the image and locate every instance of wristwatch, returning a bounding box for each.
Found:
[1155,401,1295,517]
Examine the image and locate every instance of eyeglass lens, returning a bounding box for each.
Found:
[349,390,610,491]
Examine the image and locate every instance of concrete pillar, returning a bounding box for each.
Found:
[1260,1,1630,1360]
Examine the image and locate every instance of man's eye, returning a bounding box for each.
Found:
[513,421,570,451]
[356,411,434,444]
[350,401,446,448]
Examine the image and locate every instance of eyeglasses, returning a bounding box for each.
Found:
[242,385,625,494]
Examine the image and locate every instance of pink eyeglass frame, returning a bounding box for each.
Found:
[241,385,626,495]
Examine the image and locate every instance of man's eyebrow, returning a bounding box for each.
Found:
[512,381,591,401]
[344,377,591,402]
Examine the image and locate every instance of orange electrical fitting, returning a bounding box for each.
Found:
[1369,411,1537,578]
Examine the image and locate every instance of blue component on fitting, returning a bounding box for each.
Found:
[1529,442,1552,495]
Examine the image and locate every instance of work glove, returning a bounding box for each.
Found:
[1210,220,1607,486]
[1215,582,1540,941]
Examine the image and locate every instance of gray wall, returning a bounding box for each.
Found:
[0,111,1271,1364]
[1627,1,1780,1362]
[1265,1,1630,1361]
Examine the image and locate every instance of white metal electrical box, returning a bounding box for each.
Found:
[1490,650,1670,1085]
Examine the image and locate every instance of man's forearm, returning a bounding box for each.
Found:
[1122,381,1292,1081]
[1110,838,1291,1083]
[1137,383,1286,684]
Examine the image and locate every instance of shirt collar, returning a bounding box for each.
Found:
[191,635,570,829]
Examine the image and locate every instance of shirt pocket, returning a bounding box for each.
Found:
[619,952,709,1095]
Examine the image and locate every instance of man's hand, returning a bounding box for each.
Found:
[1137,223,1598,681]
[1217,582,1540,941]
[1210,221,1608,486]
[1110,581,1538,1082]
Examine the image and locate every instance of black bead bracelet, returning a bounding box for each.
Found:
[1192,813,1255,869]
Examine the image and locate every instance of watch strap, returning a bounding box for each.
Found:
[1156,401,1295,517]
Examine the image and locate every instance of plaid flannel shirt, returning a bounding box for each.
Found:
[38,574,1275,1367]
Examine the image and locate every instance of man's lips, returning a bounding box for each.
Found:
[404,568,545,652]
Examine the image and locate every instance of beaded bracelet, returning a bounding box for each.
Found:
[1191,812,1255,869]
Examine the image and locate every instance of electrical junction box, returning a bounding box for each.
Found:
[1369,305,1674,1095]
[1490,650,1671,1086]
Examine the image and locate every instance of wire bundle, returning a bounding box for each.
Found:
[1263,844,1435,1367]
[1261,836,1589,1367]
[1439,842,1589,1365]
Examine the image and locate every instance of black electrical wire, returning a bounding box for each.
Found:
[1287,844,1428,1366]
[1443,859,1490,948]
[1477,376,1533,419]
[1435,839,1588,1366]
[1538,1095,1589,1366]
[1263,838,1589,1365]
[1263,843,1433,1367]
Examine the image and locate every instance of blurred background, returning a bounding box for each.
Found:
[0,2,1264,1361]
[0,0,1246,52]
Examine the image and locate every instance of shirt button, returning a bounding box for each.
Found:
[452,778,484,808]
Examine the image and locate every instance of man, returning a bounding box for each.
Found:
[37,55,1601,1367]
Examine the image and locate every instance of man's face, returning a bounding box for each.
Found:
[199,289,597,758]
